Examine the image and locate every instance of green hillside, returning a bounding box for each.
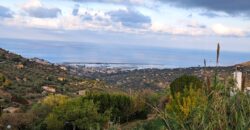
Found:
[0,48,110,108]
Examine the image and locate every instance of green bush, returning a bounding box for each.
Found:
[44,98,110,130]
[170,75,202,97]
[165,88,208,129]
[83,92,135,123]
[11,55,22,62]
[0,73,6,86]
[0,53,6,59]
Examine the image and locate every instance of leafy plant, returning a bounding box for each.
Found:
[170,75,202,97]
[44,99,110,130]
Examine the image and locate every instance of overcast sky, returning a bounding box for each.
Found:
[0,0,250,52]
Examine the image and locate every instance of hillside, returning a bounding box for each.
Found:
[0,48,110,108]
[69,65,245,91]
[0,48,249,130]
[1,47,250,108]
[237,61,250,67]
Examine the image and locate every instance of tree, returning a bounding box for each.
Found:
[41,94,69,109]
[170,75,202,97]
[83,92,135,123]
[44,99,110,130]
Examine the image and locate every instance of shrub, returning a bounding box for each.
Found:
[0,73,6,86]
[170,75,202,97]
[0,73,12,88]
[82,92,152,123]
[83,92,134,123]
[11,55,22,62]
[0,53,6,60]
[41,94,69,109]
[44,99,110,130]
[160,76,250,130]
[11,94,29,105]
[133,118,166,130]
[165,88,208,129]
[0,113,35,130]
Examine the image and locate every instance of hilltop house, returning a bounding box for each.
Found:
[2,107,21,113]
[16,63,24,69]
[42,86,56,93]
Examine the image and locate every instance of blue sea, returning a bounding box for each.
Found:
[0,38,249,68]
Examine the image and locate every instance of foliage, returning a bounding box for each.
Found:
[132,118,166,130]
[130,89,160,120]
[0,73,11,88]
[165,88,208,129]
[170,75,202,97]
[29,94,70,129]
[83,92,149,123]
[0,73,6,86]
[44,98,110,130]
[0,112,35,130]
[41,94,69,109]
[83,92,133,123]
[162,77,250,130]
[29,92,153,130]
[11,94,29,105]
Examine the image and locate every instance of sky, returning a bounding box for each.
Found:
[0,0,250,52]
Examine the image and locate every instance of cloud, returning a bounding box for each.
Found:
[150,22,210,36]
[212,24,247,37]
[160,0,250,17]
[187,23,206,29]
[107,8,151,28]
[22,0,61,18]
[72,0,145,5]
[81,12,93,21]
[24,7,61,18]
[72,4,80,16]
[199,12,221,18]
[0,5,13,18]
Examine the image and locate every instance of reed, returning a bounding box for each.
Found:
[216,43,220,66]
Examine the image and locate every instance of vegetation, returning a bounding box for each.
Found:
[0,48,109,109]
[83,91,152,123]
[132,118,166,130]
[170,75,202,96]
[0,73,11,88]
[0,48,250,130]
[30,92,152,130]
[161,76,250,130]
[44,98,110,130]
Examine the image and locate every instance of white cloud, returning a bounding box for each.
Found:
[0,0,248,38]
[150,20,210,36]
[22,0,42,9]
[21,0,61,18]
[212,24,247,37]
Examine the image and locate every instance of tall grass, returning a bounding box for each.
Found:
[160,79,250,130]
[155,43,250,130]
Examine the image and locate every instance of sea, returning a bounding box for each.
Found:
[0,38,250,69]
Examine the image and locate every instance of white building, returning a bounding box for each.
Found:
[232,71,250,95]
[233,71,242,91]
